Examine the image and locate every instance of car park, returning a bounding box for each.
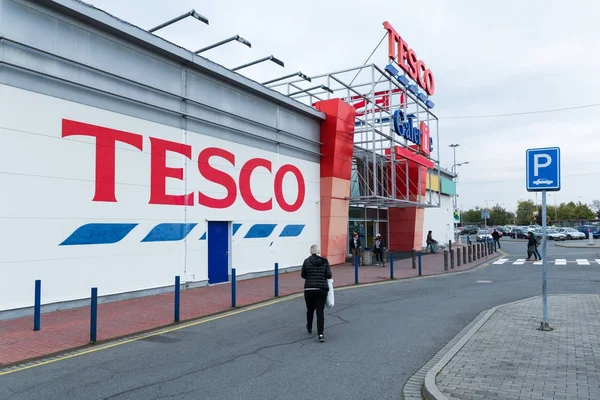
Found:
[556,227,586,240]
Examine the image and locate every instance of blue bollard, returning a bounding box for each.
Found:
[418,252,422,276]
[231,268,237,308]
[274,262,279,298]
[390,254,394,280]
[174,276,180,322]
[34,280,41,331]
[354,255,359,284]
[90,287,98,343]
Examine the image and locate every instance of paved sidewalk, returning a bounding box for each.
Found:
[426,295,600,400]
[0,244,494,367]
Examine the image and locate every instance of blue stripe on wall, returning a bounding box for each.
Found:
[232,223,242,236]
[142,223,197,242]
[279,224,305,237]
[60,223,138,246]
[244,224,277,239]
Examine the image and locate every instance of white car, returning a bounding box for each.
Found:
[557,228,586,240]
[535,229,566,241]
[476,230,493,242]
[533,178,553,185]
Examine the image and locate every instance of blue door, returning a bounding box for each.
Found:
[208,221,229,284]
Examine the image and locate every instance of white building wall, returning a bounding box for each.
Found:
[422,193,454,248]
[0,85,320,311]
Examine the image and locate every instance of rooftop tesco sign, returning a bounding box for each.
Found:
[384,21,435,96]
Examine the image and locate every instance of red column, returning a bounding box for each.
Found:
[314,99,356,265]
[388,207,425,252]
[384,145,432,252]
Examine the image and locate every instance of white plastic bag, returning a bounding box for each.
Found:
[326,279,335,308]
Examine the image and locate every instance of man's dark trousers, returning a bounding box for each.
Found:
[305,289,327,335]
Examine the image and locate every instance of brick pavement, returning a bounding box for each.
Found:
[0,243,494,367]
[430,295,600,400]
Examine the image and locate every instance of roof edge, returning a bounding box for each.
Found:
[35,0,325,120]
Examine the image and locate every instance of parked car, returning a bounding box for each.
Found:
[556,228,586,240]
[495,226,508,237]
[575,226,600,239]
[461,225,478,235]
[509,228,528,239]
[535,228,566,241]
[476,229,493,242]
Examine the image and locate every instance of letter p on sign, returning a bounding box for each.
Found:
[533,154,551,176]
[526,147,561,192]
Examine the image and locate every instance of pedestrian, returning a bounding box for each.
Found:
[373,233,385,266]
[534,235,542,260]
[301,244,332,343]
[426,230,437,254]
[492,229,501,249]
[526,232,538,261]
[349,231,361,264]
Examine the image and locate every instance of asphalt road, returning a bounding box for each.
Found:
[2,240,600,400]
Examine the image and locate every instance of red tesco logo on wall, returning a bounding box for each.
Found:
[62,119,306,212]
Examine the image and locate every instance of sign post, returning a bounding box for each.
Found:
[526,147,561,332]
[481,209,490,228]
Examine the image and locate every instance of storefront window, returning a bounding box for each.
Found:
[379,208,388,220]
[349,207,364,220]
[366,208,378,220]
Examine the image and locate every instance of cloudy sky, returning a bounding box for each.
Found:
[88,0,600,212]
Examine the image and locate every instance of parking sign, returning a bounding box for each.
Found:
[526,147,561,191]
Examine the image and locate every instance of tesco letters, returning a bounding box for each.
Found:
[62,119,306,212]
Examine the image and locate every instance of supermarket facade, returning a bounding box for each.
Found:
[0,0,455,313]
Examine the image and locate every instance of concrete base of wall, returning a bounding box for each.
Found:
[0,265,302,321]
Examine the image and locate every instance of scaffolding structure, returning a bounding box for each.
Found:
[268,63,441,209]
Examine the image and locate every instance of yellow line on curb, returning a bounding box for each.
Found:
[0,251,505,377]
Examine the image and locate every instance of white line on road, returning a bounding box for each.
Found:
[596,259,600,265]
[555,259,567,265]
[577,259,590,265]
[514,259,526,265]
[476,280,493,283]
[533,261,542,265]
[493,259,509,265]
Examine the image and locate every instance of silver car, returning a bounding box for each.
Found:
[557,227,585,240]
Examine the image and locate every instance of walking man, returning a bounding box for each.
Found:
[301,244,332,342]
[492,229,501,249]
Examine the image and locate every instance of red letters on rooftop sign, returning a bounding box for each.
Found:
[383,21,435,96]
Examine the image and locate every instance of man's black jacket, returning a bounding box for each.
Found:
[301,254,332,291]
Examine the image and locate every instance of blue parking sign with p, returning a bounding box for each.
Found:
[526,147,561,191]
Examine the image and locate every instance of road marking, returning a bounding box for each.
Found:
[577,259,590,265]
[476,280,492,283]
[596,259,600,265]
[514,259,526,265]
[0,250,509,377]
[555,259,567,265]
[533,260,542,265]
[493,259,509,265]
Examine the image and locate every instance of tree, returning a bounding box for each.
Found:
[516,200,536,225]
[461,208,482,225]
[489,203,515,226]
[591,200,600,219]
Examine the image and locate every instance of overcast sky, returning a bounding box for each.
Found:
[89,0,600,212]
